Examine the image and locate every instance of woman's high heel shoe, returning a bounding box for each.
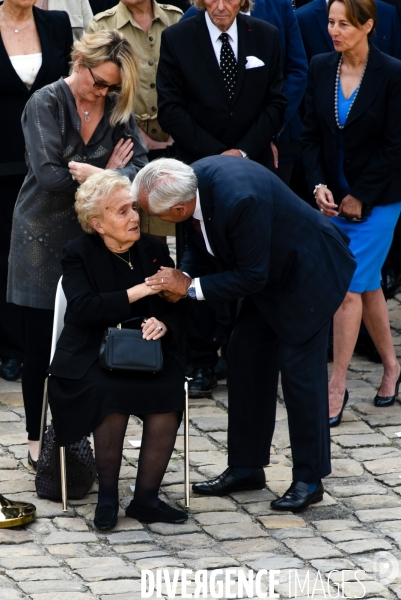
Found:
[329,389,349,428]
[374,371,401,407]
[27,451,37,471]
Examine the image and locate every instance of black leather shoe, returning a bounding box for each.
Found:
[192,467,266,497]
[126,499,188,523]
[374,371,401,407]
[271,481,324,512]
[0,358,22,382]
[28,451,37,471]
[94,504,119,530]
[188,367,217,398]
[329,389,349,428]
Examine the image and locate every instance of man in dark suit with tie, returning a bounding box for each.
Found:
[132,156,356,511]
[156,0,287,166]
[296,0,401,62]
[157,0,287,398]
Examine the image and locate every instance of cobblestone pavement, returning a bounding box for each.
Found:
[3,296,401,599]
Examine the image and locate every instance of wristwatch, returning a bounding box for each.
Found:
[186,279,197,299]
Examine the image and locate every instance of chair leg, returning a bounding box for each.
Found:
[60,447,68,512]
[184,379,190,508]
[38,378,49,455]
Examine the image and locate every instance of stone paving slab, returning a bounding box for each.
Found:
[4,309,401,599]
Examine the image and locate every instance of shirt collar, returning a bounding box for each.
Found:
[205,10,238,46]
[116,0,169,29]
[193,189,203,221]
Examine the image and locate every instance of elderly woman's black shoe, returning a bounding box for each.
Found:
[374,371,401,407]
[94,504,118,530]
[126,499,188,524]
[329,389,348,428]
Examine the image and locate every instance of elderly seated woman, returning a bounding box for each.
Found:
[48,170,187,530]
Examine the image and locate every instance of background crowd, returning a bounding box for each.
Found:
[1,0,401,526]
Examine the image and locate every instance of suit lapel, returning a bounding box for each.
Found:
[134,237,161,315]
[0,34,31,95]
[345,45,385,127]
[317,53,338,135]
[193,13,231,107]
[232,14,248,105]
[31,7,53,92]
[314,0,333,50]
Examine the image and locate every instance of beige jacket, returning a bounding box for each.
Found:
[88,1,182,142]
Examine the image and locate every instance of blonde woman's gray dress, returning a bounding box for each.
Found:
[7,77,148,310]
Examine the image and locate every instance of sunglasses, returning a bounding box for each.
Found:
[87,66,122,93]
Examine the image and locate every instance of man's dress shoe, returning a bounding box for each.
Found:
[271,481,324,512]
[188,367,217,398]
[0,358,22,382]
[192,467,266,496]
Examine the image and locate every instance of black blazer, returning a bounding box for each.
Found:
[156,12,287,166]
[302,44,401,207]
[0,6,72,175]
[48,234,186,380]
[180,156,356,346]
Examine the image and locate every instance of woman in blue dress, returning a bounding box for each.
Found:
[302,0,401,425]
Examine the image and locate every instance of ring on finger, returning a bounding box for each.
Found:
[320,208,324,212]
[161,278,164,284]
[158,326,163,332]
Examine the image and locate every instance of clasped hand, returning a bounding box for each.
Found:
[145,267,191,303]
[316,187,363,220]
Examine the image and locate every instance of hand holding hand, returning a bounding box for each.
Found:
[145,266,191,297]
[68,161,101,184]
[315,186,338,217]
[106,138,134,169]
[338,194,363,220]
[139,130,174,151]
[141,317,167,340]
[159,290,184,303]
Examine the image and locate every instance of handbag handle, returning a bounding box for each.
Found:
[116,316,147,330]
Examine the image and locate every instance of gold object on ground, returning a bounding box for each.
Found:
[0,494,36,528]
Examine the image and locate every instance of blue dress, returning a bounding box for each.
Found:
[330,84,401,293]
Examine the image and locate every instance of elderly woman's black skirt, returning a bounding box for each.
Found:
[48,352,184,446]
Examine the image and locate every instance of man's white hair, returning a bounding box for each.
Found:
[131,158,198,214]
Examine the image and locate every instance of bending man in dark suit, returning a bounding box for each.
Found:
[132,156,356,511]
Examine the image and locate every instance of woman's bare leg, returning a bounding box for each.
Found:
[362,288,400,396]
[329,292,363,417]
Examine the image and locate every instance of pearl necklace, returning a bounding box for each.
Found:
[334,51,369,129]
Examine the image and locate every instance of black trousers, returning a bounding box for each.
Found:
[227,298,331,482]
[21,306,54,440]
[0,175,25,362]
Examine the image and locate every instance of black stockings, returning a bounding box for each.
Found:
[93,413,129,509]
[93,411,180,509]
[134,412,181,508]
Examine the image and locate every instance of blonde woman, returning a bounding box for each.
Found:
[7,30,147,468]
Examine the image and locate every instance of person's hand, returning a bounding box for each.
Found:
[159,290,184,303]
[315,186,338,217]
[145,266,191,296]
[338,194,363,220]
[221,149,243,157]
[139,130,174,151]
[270,141,279,169]
[141,317,167,340]
[105,138,134,169]
[68,162,102,184]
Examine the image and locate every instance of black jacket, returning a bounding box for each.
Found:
[0,6,72,175]
[156,11,287,166]
[302,45,401,207]
[48,234,186,379]
[180,156,356,346]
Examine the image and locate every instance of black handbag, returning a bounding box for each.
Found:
[99,317,163,373]
[35,423,96,500]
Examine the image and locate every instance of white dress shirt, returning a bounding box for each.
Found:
[187,190,214,300]
[205,11,238,65]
